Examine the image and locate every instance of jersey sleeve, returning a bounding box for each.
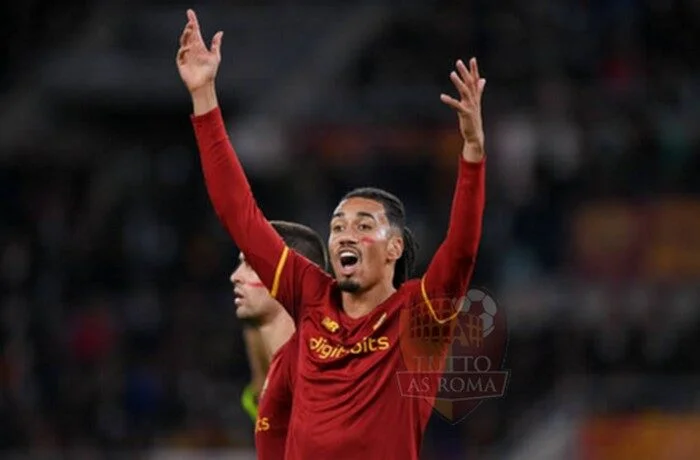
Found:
[191,108,330,320]
[418,157,485,324]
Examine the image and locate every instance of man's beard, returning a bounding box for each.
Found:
[337,279,361,293]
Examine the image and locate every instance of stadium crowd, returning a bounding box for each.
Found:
[1,0,699,457]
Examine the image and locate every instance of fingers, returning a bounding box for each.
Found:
[449,58,486,103]
[186,9,205,43]
[450,71,472,102]
[183,9,220,58]
[180,23,193,47]
[176,46,189,65]
[456,59,475,89]
[440,94,466,113]
[210,31,223,57]
[457,59,480,101]
[478,78,486,97]
[470,59,487,98]
[470,57,480,82]
[187,9,199,30]
[442,57,487,113]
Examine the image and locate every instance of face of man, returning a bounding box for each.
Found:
[328,197,403,293]
[230,253,280,320]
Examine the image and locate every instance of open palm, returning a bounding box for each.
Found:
[176,9,223,93]
[440,58,486,148]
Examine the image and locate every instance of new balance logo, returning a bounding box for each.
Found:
[322,316,340,333]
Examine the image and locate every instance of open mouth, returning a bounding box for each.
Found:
[338,249,360,274]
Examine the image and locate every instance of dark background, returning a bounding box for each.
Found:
[2,1,699,458]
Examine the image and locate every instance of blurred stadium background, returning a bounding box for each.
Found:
[2,0,699,458]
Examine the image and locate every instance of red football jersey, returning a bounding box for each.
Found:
[255,333,297,460]
[284,279,453,460]
[193,108,485,460]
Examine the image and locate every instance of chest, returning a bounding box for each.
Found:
[297,305,404,379]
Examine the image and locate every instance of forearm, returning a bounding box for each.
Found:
[423,155,485,305]
[191,102,286,285]
[449,141,485,218]
[445,154,485,259]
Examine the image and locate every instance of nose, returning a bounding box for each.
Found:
[336,232,359,247]
[230,269,240,285]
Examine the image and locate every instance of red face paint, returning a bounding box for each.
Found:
[360,237,376,245]
[245,282,266,288]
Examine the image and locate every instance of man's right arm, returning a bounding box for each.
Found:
[190,91,283,287]
[191,90,328,319]
[177,10,328,318]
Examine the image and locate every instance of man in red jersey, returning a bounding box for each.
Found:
[177,9,486,460]
[231,220,328,459]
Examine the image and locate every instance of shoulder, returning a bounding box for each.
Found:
[396,278,423,302]
[400,278,422,292]
[389,278,442,316]
[291,252,334,293]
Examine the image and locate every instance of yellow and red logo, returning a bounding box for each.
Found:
[321,316,340,333]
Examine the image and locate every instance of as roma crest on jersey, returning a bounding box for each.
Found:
[397,287,509,424]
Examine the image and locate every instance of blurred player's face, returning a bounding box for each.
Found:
[329,197,403,293]
[230,253,282,321]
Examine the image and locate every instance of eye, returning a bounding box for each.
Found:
[331,224,343,233]
[358,223,372,231]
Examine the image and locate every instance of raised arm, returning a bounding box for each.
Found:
[420,58,487,323]
[177,9,327,319]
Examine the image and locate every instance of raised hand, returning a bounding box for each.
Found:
[440,58,486,162]
[176,9,223,94]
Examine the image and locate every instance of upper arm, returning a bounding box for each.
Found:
[420,158,485,323]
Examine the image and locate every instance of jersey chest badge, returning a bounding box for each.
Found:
[322,316,340,333]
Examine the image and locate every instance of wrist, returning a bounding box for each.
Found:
[191,82,218,116]
[461,140,485,163]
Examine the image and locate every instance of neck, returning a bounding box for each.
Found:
[342,279,396,319]
[258,309,295,359]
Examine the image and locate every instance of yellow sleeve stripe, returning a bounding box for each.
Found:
[420,276,461,325]
[270,246,290,299]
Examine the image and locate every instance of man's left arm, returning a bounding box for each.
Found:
[241,327,269,422]
[420,58,487,324]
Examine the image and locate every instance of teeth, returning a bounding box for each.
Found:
[340,251,355,258]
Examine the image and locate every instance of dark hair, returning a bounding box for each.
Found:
[270,220,328,271]
[341,187,417,288]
